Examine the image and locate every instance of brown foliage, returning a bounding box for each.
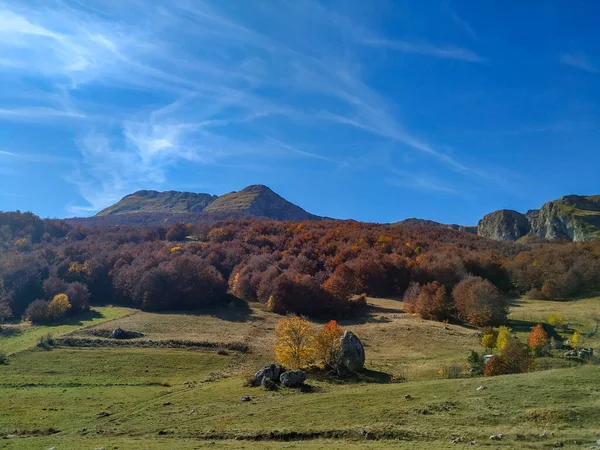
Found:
[453,277,507,326]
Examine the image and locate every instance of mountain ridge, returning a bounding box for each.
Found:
[96,184,322,222]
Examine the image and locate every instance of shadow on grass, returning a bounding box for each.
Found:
[307,366,393,384]
[149,296,256,323]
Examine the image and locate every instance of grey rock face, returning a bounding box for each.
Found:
[337,331,365,373]
[253,364,285,386]
[280,370,307,387]
[477,210,530,241]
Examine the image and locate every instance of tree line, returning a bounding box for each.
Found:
[1,211,599,326]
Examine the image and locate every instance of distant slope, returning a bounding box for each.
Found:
[478,195,600,242]
[95,185,322,222]
[97,190,216,216]
[394,218,477,234]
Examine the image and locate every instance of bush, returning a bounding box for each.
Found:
[547,312,566,328]
[438,363,463,379]
[484,338,532,376]
[414,282,454,321]
[48,293,71,320]
[453,277,508,326]
[64,282,90,313]
[25,299,51,324]
[467,350,485,375]
[0,350,8,365]
[38,333,55,350]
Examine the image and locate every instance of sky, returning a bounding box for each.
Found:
[0,0,598,224]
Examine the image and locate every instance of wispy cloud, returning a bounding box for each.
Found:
[0,0,502,215]
[444,4,477,40]
[559,52,599,73]
[363,38,484,62]
[387,169,457,194]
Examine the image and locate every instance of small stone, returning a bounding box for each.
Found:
[490,434,503,440]
[162,402,171,406]
[404,394,412,400]
[476,385,486,391]
[468,441,476,446]
[96,411,110,418]
[240,396,252,402]
[553,442,563,448]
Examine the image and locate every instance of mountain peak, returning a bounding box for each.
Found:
[96,185,321,221]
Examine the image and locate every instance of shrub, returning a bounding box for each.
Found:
[484,338,532,376]
[274,316,317,369]
[48,294,71,320]
[467,350,485,375]
[571,331,581,349]
[315,320,344,367]
[547,312,566,328]
[438,363,463,379]
[480,328,497,353]
[495,326,512,351]
[0,350,8,365]
[402,282,420,313]
[453,277,508,326]
[25,299,51,324]
[64,282,90,313]
[38,333,55,350]
[414,281,454,321]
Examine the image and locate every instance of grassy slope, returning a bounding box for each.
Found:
[97,191,215,216]
[2,297,600,448]
[203,190,261,213]
[0,306,133,355]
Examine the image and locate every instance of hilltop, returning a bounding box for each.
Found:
[95,185,322,222]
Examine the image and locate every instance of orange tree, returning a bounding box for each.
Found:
[315,320,344,367]
[528,323,548,355]
[274,316,317,369]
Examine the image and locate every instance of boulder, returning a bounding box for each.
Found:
[578,348,593,359]
[254,364,285,386]
[280,370,307,388]
[337,331,365,373]
[111,328,126,339]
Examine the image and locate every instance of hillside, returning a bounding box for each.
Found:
[394,218,477,234]
[95,185,322,222]
[479,195,600,242]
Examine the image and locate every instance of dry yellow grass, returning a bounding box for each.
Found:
[79,298,479,381]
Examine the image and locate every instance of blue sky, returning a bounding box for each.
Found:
[0,0,598,224]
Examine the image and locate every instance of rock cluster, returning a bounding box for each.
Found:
[252,364,307,389]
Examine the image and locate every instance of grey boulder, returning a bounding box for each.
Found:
[253,364,285,386]
[337,331,365,373]
[280,370,307,388]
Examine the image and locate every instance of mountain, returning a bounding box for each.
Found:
[97,190,217,216]
[96,185,322,221]
[394,218,477,234]
[478,195,600,242]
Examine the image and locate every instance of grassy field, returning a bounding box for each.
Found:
[0,306,133,355]
[1,296,600,449]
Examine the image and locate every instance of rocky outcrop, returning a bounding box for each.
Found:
[253,364,285,386]
[477,210,530,241]
[478,195,600,242]
[337,331,365,373]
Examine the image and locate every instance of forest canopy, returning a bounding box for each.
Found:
[1,211,599,325]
